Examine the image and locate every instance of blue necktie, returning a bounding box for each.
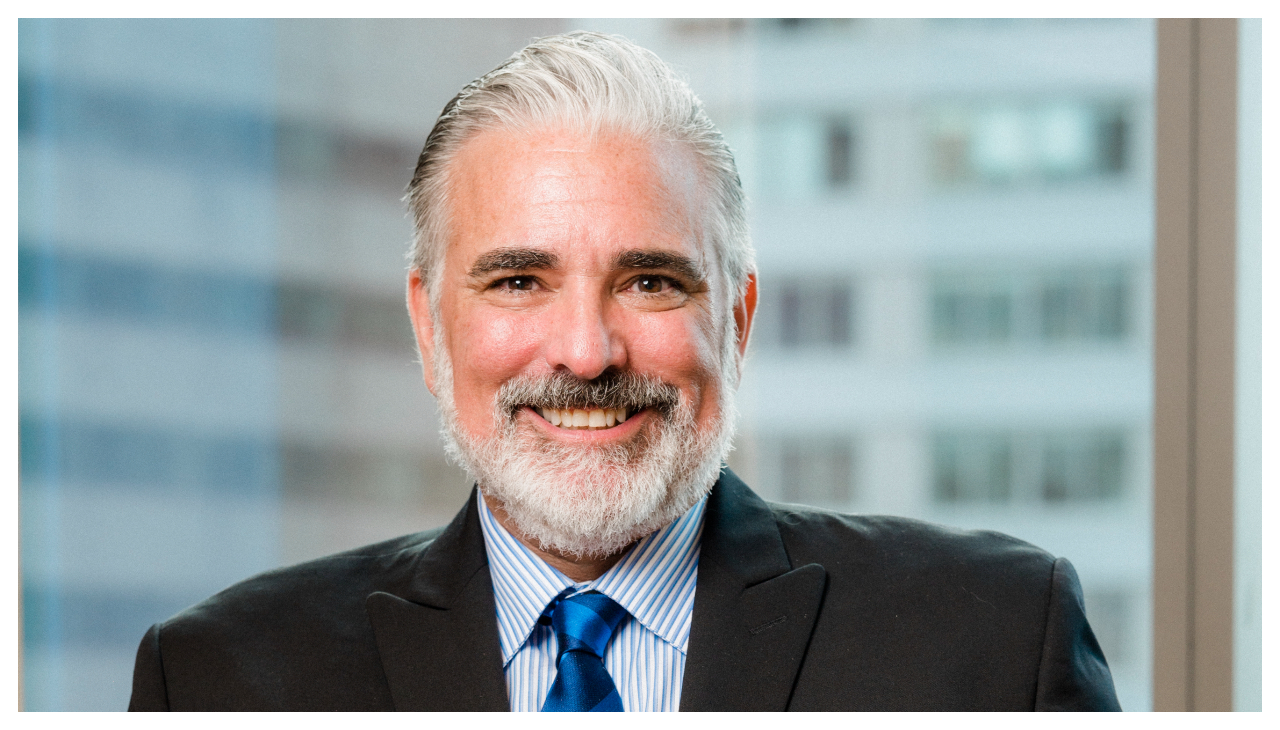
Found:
[540,591,628,712]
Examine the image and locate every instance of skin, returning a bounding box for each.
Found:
[407,126,757,581]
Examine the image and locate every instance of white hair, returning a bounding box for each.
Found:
[405,30,755,314]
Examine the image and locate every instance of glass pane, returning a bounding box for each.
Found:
[19,19,1155,710]
[1234,17,1262,713]
[19,19,283,710]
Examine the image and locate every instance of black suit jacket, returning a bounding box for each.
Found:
[129,468,1120,710]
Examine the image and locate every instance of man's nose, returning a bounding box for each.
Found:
[543,282,626,380]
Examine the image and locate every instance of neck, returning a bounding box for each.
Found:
[481,493,631,582]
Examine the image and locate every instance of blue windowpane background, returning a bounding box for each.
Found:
[19,19,281,710]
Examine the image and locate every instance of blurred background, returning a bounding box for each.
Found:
[20,18,1158,710]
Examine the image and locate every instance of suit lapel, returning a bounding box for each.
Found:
[366,489,509,711]
[680,469,828,711]
[364,473,825,711]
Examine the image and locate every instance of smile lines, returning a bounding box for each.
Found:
[537,406,630,430]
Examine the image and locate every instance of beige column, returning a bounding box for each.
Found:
[1152,18,1237,712]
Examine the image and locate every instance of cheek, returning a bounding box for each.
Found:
[446,311,544,425]
[453,313,542,375]
[623,309,724,395]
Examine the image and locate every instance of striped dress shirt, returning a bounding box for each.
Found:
[476,490,706,712]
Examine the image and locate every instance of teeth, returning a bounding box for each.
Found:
[538,406,635,430]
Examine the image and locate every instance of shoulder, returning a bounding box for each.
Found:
[769,501,1053,566]
[163,527,445,635]
[765,501,1058,597]
[141,527,447,710]
[752,505,1112,710]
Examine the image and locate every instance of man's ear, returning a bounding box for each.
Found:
[406,268,438,396]
[733,272,759,361]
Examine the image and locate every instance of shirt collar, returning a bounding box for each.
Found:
[477,490,707,665]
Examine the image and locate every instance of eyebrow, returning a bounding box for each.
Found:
[468,247,559,277]
[614,249,706,282]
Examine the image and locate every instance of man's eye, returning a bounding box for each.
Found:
[632,276,676,294]
[497,277,536,291]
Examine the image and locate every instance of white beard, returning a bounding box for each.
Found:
[431,321,738,560]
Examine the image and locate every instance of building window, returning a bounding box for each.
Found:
[720,115,858,199]
[17,246,274,336]
[825,119,856,187]
[777,436,855,506]
[931,277,1014,345]
[932,428,1128,504]
[19,415,275,494]
[1042,431,1126,502]
[766,18,860,34]
[277,281,415,353]
[669,18,747,37]
[1039,269,1128,341]
[933,432,1013,502]
[931,101,1129,186]
[277,119,418,193]
[931,267,1130,347]
[753,278,855,350]
[18,74,274,174]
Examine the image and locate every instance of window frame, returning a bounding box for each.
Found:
[1152,18,1240,711]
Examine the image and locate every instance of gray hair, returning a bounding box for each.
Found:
[405,30,754,311]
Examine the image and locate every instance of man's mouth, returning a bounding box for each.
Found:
[535,406,630,430]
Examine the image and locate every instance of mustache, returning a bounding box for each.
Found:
[495,371,681,415]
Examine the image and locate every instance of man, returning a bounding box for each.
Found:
[129,32,1120,711]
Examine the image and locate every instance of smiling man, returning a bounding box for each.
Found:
[129,32,1121,712]
[413,127,739,588]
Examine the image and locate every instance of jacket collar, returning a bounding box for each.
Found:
[678,467,828,711]
[365,488,510,711]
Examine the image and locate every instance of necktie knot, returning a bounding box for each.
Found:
[552,591,628,662]
[541,590,629,712]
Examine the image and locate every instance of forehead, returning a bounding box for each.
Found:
[444,126,711,269]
